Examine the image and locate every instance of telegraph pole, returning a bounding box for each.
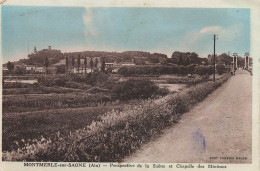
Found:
[213,34,217,82]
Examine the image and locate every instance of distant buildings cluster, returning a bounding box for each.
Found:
[3,46,138,75]
[3,46,252,75]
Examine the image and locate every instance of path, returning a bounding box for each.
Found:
[125,69,252,163]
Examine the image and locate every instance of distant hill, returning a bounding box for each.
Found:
[63,51,168,64]
[7,49,169,67]
[26,48,63,66]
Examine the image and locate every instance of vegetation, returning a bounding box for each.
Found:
[7,61,15,72]
[111,79,162,101]
[3,92,112,113]
[26,48,63,66]
[216,64,226,75]
[118,65,215,76]
[2,106,123,152]
[2,48,233,162]
[3,86,82,95]
[2,74,230,161]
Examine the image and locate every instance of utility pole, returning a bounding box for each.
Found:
[213,34,218,82]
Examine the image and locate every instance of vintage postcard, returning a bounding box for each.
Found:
[0,0,259,170]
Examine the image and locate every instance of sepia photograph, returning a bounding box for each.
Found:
[0,2,258,168]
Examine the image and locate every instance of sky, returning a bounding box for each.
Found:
[1,6,250,62]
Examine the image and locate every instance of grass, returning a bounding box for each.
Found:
[2,74,231,162]
[3,92,112,113]
[3,86,83,95]
[2,106,123,152]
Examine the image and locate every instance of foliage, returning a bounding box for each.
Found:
[13,67,27,75]
[66,57,69,67]
[90,58,93,71]
[7,61,14,72]
[3,86,82,95]
[178,55,184,66]
[194,65,214,75]
[111,79,159,101]
[72,57,75,67]
[94,58,99,68]
[2,106,123,152]
[118,65,214,76]
[3,92,111,113]
[44,57,49,68]
[101,58,105,72]
[26,49,63,66]
[38,75,68,87]
[172,51,201,65]
[216,64,225,75]
[187,64,196,74]
[2,74,231,161]
[77,55,81,71]
[56,65,66,74]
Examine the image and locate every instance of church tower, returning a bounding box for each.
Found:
[34,46,37,53]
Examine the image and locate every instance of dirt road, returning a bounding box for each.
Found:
[125,69,252,163]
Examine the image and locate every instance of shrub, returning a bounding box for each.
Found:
[38,75,69,87]
[118,65,214,76]
[194,65,214,75]
[216,64,225,75]
[178,66,188,75]
[187,64,196,74]
[111,79,159,101]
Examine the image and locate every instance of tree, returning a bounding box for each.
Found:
[84,56,87,73]
[216,64,225,75]
[56,65,66,74]
[111,79,159,101]
[7,61,14,73]
[14,66,26,75]
[185,57,190,66]
[77,54,81,73]
[44,57,49,75]
[94,58,99,68]
[72,57,75,73]
[101,57,106,72]
[66,57,69,73]
[178,55,184,66]
[90,57,93,73]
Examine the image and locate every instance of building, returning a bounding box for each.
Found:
[72,67,92,73]
[25,65,45,73]
[26,65,36,71]
[2,66,9,75]
[105,63,114,67]
[122,63,135,66]
[35,67,44,73]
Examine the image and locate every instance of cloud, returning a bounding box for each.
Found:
[83,7,97,37]
[200,26,222,34]
[199,24,242,40]
[174,24,243,57]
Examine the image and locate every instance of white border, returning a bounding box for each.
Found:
[0,0,259,170]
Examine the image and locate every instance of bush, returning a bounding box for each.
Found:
[38,75,69,87]
[194,65,214,75]
[2,74,231,162]
[111,79,159,101]
[178,66,188,75]
[216,64,225,75]
[187,64,196,74]
[118,65,215,76]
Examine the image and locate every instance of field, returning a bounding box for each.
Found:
[2,106,123,151]
[2,69,229,161]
